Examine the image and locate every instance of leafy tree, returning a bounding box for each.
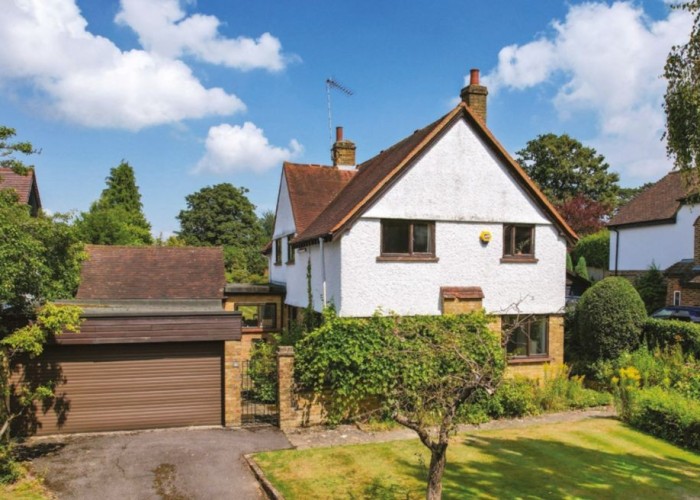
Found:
[572,229,609,269]
[0,130,83,480]
[177,183,267,282]
[566,253,574,273]
[0,127,38,175]
[295,310,505,499]
[555,194,610,235]
[259,209,275,239]
[664,1,700,186]
[75,161,152,245]
[575,277,646,362]
[575,256,589,281]
[634,264,668,314]
[517,134,620,207]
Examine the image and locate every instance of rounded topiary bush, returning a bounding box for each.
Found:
[575,276,646,361]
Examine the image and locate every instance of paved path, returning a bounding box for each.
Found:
[27,426,292,500]
[284,407,616,450]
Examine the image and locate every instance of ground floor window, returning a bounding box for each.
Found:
[236,303,277,330]
[502,315,548,358]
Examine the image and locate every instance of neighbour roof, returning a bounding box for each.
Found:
[609,171,693,227]
[76,245,226,300]
[665,259,700,287]
[292,102,577,245]
[283,163,356,235]
[0,167,40,206]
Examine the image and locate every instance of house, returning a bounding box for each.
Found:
[0,167,41,215]
[665,218,700,307]
[18,245,244,435]
[608,171,699,276]
[268,69,577,378]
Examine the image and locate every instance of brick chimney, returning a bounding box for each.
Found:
[460,68,488,123]
[331,126,356,169]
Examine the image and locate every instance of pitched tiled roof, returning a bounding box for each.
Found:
[0,168,40,206]
[293,102,577,245]
[76,245,226,300]
[609,171,693,227]
[284,163,356,235]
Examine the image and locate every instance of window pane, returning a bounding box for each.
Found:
[506,326,528,356]
[504,225,514,254]
[383,221,410,253]
[514,226,532,255]
[262,303,276,329]
[529,318,547,355]
[413,223,430,253]
[236,305,259,328]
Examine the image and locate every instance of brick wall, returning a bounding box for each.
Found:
[667,278,700,307]
[442,297,483,314]
[277,346,328,430]
[224,340,242,426]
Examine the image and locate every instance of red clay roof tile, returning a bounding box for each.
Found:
[0,168,40,206]
[76,245,225,300]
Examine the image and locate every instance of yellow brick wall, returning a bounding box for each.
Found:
[442,297,483,314]
[223,340,242,427]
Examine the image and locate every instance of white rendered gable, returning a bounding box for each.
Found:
[273,171,296,239]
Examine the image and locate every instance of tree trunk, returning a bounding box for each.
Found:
[426,443,447,500]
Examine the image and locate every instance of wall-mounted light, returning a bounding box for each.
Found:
[479,230,492,244]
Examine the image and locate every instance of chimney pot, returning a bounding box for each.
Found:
[336,126,343,142]
[470,68,480,85]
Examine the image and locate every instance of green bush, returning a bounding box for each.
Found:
[0,445,20,485]
[634,265,667,314]
[625,386,700,451]
[575,277,646,361]
[643,318,700,357]
[247,341,278,404]
[574,256,589,280]
[487,377,540,419]
[572,229,609,269]
[538,364,611,411]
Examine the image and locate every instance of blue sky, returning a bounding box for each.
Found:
[0,0,692,237]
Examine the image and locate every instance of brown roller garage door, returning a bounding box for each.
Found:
[23,342,223,435]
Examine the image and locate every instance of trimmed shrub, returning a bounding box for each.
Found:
[643,318,700,357]
[625,387,700,451]
[487,377,540,419]
[634,265,667,314]
[572,229,609,269]
[575,277,646,362]
[574,256,589,280]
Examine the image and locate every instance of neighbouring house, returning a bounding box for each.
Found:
[16,245,245,435]
[0,167,41,215]
[268,69,577,379]
[608,171,700,277]
[665,218,700,307]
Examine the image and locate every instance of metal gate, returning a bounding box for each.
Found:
[241,360,279,426]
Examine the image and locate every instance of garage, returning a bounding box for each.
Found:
[17,312,240,436]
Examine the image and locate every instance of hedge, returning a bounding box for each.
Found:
[627,387,700,451]
[642,318,700,357]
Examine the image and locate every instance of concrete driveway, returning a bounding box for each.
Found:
[27,426,292,500]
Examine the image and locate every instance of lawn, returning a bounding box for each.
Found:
[254,418,700,499]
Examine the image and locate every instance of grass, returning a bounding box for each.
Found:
[254,418,700,499]
[0,466,50,500]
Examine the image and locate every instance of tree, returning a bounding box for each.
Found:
[295,310,505,499]
[177,183,267,282]
[555,194,610,235]
[664,1,700,186]
[0,126,38,174]
[575,256,589,281]
[634,264,667,314]
[75,161,153,245]
[259,209,275,239]
[517,134,620,207]
[0,129,83,481]
[572,229,610,269]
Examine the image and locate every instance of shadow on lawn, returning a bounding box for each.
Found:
[393,422,700,499]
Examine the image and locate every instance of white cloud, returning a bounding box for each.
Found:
[195,122,303,174]
[0,0,297,129]
[482,2,693,183]
[115,0,292,71]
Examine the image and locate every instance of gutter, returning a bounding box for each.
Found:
[613,228,620,276]
[319,237,327,307]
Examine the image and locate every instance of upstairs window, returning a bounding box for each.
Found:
[380,220,436,260]
[287,236,295,264]
[503,224,535,261]
[274,238,282,265]
[503,316,548,358]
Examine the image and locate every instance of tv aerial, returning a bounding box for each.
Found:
[326,78,354,146]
